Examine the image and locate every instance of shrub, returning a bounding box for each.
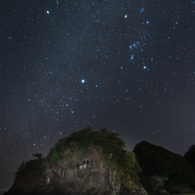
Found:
[51,153,62,162]
[123,151,136,167]
[47,147,63,163]
[16,159,43,177]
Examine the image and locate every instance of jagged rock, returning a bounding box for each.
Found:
[4,128,148,195]
[133,141,195,194]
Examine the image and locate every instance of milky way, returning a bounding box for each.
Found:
[0,0,195,190]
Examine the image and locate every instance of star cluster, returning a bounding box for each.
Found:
[0,0,195,190]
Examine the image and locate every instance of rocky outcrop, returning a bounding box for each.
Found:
[39,154,122,195]
[4,128,148,195]
[133,141,195,194]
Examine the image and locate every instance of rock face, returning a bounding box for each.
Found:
[4,128,148,195]
[133,141,195,194]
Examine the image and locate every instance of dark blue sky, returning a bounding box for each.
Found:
[0,0,195,190]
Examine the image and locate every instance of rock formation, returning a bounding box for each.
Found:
[133,141,195,194]
[185,144,195,167]
[4,127,148,195]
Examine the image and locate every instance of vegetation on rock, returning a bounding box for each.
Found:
[16,153,45,178]
[12,128,195,195]
[10,127,146,195]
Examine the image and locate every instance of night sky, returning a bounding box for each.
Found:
[0,0,195,190]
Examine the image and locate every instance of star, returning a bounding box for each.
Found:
[1,0,194,190]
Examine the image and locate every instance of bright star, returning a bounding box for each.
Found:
[81,79,85,83]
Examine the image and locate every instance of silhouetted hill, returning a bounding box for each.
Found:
[134,141,195,194]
